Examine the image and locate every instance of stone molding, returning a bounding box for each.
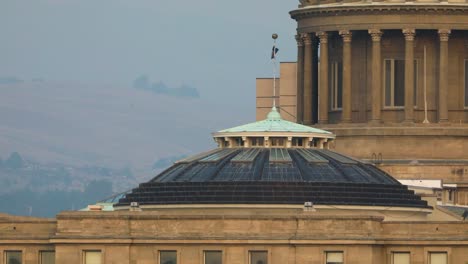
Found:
[368,29,383,41]
[290,5,468,20]
[438,29,451,41]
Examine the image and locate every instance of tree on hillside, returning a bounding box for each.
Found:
[5,152,24,169]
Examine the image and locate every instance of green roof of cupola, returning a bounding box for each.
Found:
[216,107,333,135]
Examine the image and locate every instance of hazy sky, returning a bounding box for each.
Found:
[1,0,299,105]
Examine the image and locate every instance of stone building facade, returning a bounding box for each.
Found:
[257,0,468,205]
[1,207,468,264]
[1,1,468,264]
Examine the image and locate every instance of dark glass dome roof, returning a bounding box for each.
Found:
[116,148,429,208]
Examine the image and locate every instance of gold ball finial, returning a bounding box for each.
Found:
[272,33,278,40]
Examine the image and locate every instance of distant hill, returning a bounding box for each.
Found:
[0,80,242,172]
[133,75,200,98]
[0,79,251,216]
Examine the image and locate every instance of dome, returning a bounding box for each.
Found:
[116,148,429,209]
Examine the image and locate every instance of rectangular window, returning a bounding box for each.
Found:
[292,138,303,147]
[204,251,222,264]
[465,60,468,107]
[414,60,418,107]
[392,252,410,264]
[160,251,177,264]
[330,61,343,110]
[384,59,419,108]
[271,138,284,147]
[5,251,22,264]
[326,251,343,264]
[251,137,264,147]
[250,251,267,264]
[429,252,447,264]
[40,251,55,264]
[84,251,101,264]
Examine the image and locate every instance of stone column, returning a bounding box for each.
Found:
[296,34,305,123]
[369,29,383,124]
[438,29,451,123]
[303,33,313,125]
[317,31,329,124]
[403,28,415,123]
[340,30,352,123]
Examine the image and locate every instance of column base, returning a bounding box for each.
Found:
[438,119,449,124]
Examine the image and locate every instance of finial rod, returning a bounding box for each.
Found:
[271,34,279,109]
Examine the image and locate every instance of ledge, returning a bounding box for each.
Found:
[312,125,468,137]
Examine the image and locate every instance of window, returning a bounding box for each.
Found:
[384,59,418,107]
[414,61,418,107]
[250,251,267,264]
[84,251,101,264]
[270,138,284,147]
[465,60,468,108]
[204,251,222,264]
[392,252,410,264]
[251,137,264,147]
[429,252,447,264]
[40,251,55,264]
[234,138,243,147]
[160,251,177,264]
[326,252,343,264]
[5,251,22,264]
[330,62,343,110]
[292,138,303,147]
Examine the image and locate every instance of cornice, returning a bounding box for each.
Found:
[290,4,468,19]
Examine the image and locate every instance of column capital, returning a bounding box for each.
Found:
[438,29,451,42]
[302,33,314,45]
[295,34,304,47]
[402,28,416,41]
[339,30,352,43]
[368,29,383,42]
[316,31,329,44]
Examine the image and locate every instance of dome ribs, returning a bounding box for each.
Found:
[117,182,428,208]
[116,149,430,209]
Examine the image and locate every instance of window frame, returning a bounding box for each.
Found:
[428,251,448,264]
[39,251,55,264]
[464,59,468,109]
[203,250,223,264]
[82,250,102,264]
[251,137,264,147]
[330,61,343,111]
[382,58,419,109]
[391,251,411,264]
[159,250,177,264]
[5,250,22,264]
[249,250,268,264]
[325,251,344,264]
